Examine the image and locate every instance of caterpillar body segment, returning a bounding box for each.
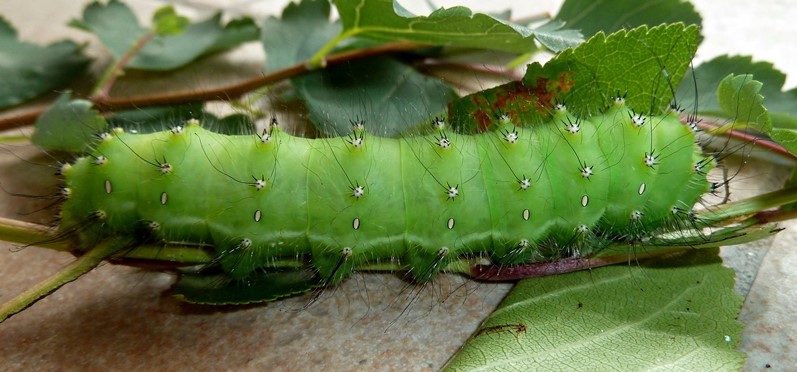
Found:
[59,102,713,301]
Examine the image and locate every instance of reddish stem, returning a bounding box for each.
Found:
[471,249,680,281]
[0,41,422,131]
[692,116,796,160]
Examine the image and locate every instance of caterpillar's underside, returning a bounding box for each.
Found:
[58,96,713,299]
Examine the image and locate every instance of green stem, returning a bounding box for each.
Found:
[0,217,66,251]
[306,31,356,68]
[0,135,34,144]
[698,184,797,224]
[0,216,215,266]
[116,244,215,266]
[91,31,156,100]
[0,237,133,323]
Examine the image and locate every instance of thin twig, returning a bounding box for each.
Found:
[0,40,423,131]
[693,115,796,159]
[470,249,683,281]
[91,31,155,100]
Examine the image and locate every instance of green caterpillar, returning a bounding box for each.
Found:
[58,95,713,303]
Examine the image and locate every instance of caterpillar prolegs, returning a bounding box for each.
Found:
[59,95,712,302]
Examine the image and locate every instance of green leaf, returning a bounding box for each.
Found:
[531,20,584,53]
[261,0,340,72]
[31,92,108,153]
[205,17,260,55]
[69,0,147,58]
[449,24,698,132]
[717,75,771,133]
[306,0,578,65]
[294,56,456,136]
[151,6,189,36]
[531,23,697,115]
[677,55,797,130]
[207,113,257,135]
[33,98,254,154]
[262,0,456,135]
[0,17,89,109]
[172,269,321,305]
[71,0,255,70]
[555,0,702,37]
[714,73,797,156]
[106,103,205,133]
[107,104,255,135]
[333,0,537,52]
[444,249,744,370]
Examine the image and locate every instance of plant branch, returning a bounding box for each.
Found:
[92,40,422,110]
[694,115,796,160]
[0,237,134,323]
[0,216,62,250]
[698,184,797,224]
[0,40,423,131]
[470,248,685,281]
